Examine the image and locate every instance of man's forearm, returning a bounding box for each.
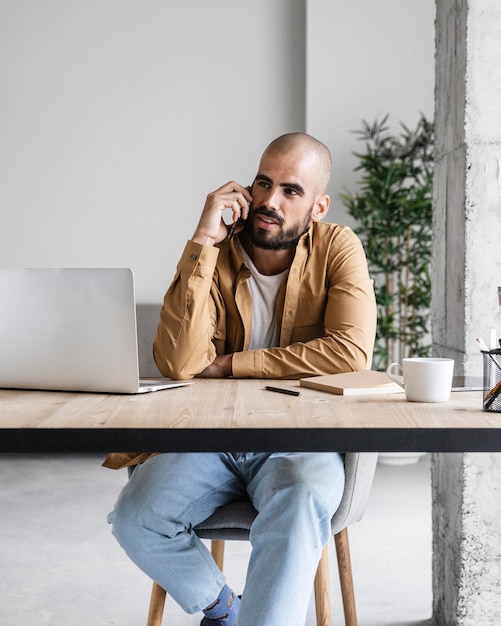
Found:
[232,333,374,380]
[153,241,220,380]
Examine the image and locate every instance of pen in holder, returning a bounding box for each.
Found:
[482,349,501,412]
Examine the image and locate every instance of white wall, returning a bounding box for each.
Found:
[0,0,306,302]
[307,0,436,228]
[0,0,434,303]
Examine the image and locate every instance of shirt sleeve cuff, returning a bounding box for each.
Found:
[232,350,263,378]
[178,240,220,277]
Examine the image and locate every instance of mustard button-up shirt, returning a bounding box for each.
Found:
[153,221,376,380]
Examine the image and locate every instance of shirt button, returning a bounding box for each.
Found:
[190,253,198,261]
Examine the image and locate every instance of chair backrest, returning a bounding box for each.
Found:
[330,452,378,534]
[194,452,379,541]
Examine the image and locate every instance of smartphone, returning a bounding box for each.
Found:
[228,182,254,239]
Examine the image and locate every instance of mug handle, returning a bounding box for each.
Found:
[386,362,405,389]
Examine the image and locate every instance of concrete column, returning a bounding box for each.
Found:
[432,1,501,624]
[432,454,501,624]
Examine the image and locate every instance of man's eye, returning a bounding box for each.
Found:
[285,188,298,196]
[257,181,270,189]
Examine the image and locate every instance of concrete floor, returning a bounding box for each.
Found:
[0,453,432,626]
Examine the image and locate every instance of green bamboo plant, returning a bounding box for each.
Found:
[340,114,434,370]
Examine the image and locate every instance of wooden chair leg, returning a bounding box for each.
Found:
[211,539,225,570]
[147,582,167,626]
[314,543,332,626]
[334,528,357,626]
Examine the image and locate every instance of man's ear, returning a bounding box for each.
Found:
[311,194,330,222]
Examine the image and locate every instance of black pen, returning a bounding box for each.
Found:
[265,385,301,397]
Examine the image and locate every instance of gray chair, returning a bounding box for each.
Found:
[144,452,378,626]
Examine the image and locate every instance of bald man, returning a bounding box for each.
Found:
[106,133,377,626]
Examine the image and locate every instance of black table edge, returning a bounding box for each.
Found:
[2,427,501,453]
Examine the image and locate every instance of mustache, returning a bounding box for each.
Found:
[250,206,284,226]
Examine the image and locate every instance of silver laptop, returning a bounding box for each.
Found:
[0,268,193,394]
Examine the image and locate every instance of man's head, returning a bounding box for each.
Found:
[243,133,331,250]
[261,133,332,195]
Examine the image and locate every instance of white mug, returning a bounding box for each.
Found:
[386,357,454,402]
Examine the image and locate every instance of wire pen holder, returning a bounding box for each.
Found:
[482,348,501,412]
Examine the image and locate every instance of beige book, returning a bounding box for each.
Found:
[300,370,403,396]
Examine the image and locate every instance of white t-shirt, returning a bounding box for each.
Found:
[240,245,287,350]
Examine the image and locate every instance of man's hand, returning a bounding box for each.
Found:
[197,354,233,378]
[192,182,252,247]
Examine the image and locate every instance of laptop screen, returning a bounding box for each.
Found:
[0,268,142,393]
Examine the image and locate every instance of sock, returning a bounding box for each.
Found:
[201,584,240,625]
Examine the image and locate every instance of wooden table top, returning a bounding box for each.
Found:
[1,379,499,453]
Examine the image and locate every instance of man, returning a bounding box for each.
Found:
[106,133,376,626]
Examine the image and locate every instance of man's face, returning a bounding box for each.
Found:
[243,148,321,250]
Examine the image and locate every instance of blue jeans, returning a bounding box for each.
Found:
[108,452,345,626]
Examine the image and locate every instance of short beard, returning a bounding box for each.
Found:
[243,205,313,250]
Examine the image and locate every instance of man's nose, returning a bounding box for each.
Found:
[262,186,280,209]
